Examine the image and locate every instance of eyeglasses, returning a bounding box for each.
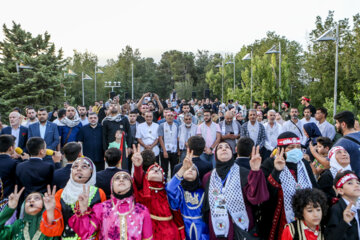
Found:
[71,164,91,170]
[114,173,131,181]
[26,195,42,203]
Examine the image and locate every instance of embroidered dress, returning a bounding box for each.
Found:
[133,164,182,240]
[166,174,209,240]
[68,196,153,240]
[0,205,63,240]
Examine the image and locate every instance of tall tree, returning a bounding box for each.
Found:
[0,22,66,119]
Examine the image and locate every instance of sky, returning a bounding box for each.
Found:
[1,0,359,65]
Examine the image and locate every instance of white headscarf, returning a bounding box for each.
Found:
[329,146,352,178]
[61,157,97,205]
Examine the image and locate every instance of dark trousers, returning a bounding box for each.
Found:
[161,151,179,179]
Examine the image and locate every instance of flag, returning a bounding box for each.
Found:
[96,68,104,74]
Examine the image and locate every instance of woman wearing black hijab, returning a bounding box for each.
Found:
[202,141,269,239]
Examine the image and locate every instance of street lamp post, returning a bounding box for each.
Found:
[226,56,236,91]
[82,72,93,106]
[95,65,104,101]
[105,81,121,92]
[131,63,134,100]
[215,61,224,104]
[242,51,253,108]
[316,24,339,118]
[266,43,282,112]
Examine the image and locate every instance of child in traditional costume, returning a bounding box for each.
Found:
[260,132,318,240]
[41,157,106,240]
[131,144,182,240]
[202,141,269,239]
[68,170,153,240]
[282,188,327,240]
[326,170,360,240]
[166,150,209,239]
[0,185,63,239]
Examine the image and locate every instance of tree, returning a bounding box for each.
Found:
[0,22,67,119]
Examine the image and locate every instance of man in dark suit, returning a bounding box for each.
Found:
[235,137,254,170]
[1,111,28,154]
[16,137,60,197]
[52,142,82,189]
[96,148,121,199]
[0,135,19,198]
[28,108,61,168]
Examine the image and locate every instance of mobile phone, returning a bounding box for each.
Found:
[230,132,234,134]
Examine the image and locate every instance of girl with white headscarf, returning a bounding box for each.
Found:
[42,157,106,240]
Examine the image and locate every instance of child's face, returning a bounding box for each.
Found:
[25,193,43,215]
[336,150,350,167]
[115,130,123,139]
[112,172,132,195]
[338,178,360,198]
[302,203,322,228]
[147,166,163,182]
[316,143,328,156]
[71,160,93,184]
[183,165,197,182]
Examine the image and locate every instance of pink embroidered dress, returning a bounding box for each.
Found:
[68,171,153,240]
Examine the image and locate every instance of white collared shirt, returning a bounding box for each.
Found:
[39,122,47,139]
[317,120,336,140]
[11,127,20,148]
[136,122,160,156]
[248,121,259,145]
[264,122,283,150]
[283,119,304,143]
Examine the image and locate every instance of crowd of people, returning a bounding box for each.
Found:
[0,92,360,240]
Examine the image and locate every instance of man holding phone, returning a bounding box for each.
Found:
[219,111,241,159]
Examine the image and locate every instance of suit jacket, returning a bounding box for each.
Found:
[325,198,359,240]
[96,167,121,199]
[52,163,72,190]
[1,126,28,150]
[16,157,54,197]
[0,154,18,198]
[28,121,59,150]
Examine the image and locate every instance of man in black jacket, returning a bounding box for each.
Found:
[0,135,18,198]
[102,102,131,169]
[52,142,82,189]
[96,148,121,199]
[16,137,60,197]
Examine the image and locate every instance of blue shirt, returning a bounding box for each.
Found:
[77,124,103,163]
[58,123,82,147]
[333,132,360,176]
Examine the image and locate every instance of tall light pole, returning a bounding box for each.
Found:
[82,72,92,106]
[226,55,236,91]
[266,43,282,111]
[215,61,224,103]
[95,65,103,101]
[316,24,339,118]
[131,62,134,100]
[242,51,252,108]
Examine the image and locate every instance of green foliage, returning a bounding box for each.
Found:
[323,91,357,123]
[0,21,67,119]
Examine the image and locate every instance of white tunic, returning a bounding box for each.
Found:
[135,122,160,156]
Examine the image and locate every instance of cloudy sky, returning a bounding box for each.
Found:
[1,0,359,64]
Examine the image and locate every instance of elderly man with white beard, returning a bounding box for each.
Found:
[178,113,197,162]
